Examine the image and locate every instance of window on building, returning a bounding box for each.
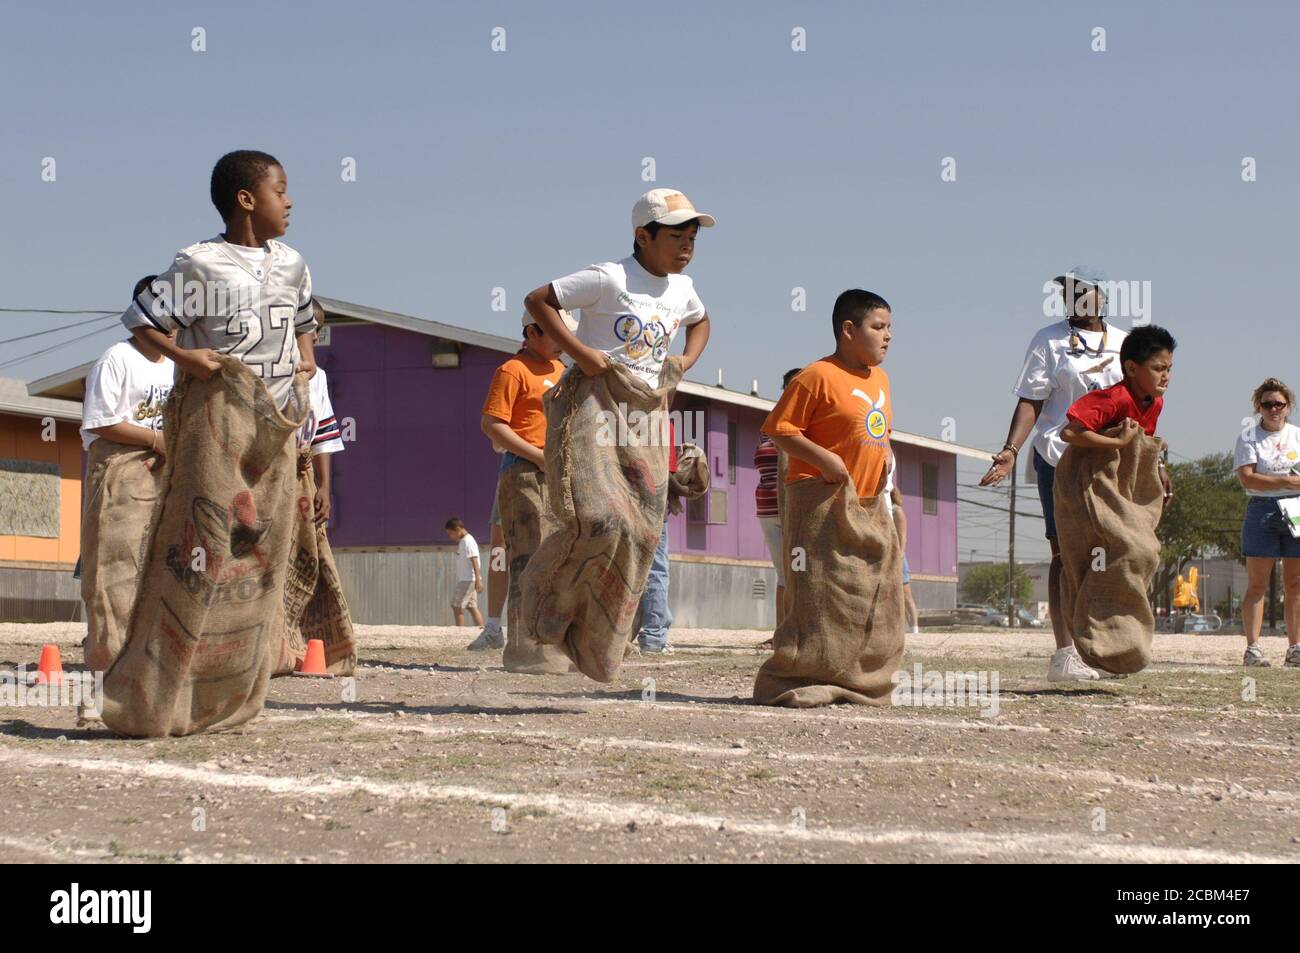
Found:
[728,420,737,485]
[922,461,939,515]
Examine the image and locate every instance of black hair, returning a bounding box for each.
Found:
[445,517,465,531]
[831,289,890,341]
[1120,324,1176,367]
[782,367,802,389]
[133,274,159,300]
[632,218,700,256]
[210,150,281,221]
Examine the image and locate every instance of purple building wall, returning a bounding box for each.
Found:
[321,322,957,578]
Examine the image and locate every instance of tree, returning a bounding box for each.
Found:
[1152,452,1248,610]
[961,562,1033,607]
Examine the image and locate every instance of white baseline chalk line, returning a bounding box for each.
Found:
[255,711,1300,807]
[0,742,1286,864]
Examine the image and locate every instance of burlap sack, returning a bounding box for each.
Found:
[1054,433,1164,674]
[101,357,310,737]
[275,453,357,676]
[666,442,708,515]
[754,478,904,707]
[498,458,577,674]
[519,358,683,682]
[80,438,165,672]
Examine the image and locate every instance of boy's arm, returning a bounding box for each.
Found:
[296,332,316,379]
[770,433,851,486]
[89,421,164,453]
[129,326,221,380]
[481,415,545,468]
[524,283,607,376]
[679,314,710,373]
[311,452,332,524]
[893,497,908,548]
[469,555,483,590]
[1060,418,1139,448]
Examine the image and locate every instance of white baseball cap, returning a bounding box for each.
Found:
[1053,265,1107,290]
[522,309,578,332]
[631,189,716,230]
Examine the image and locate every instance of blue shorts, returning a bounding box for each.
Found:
[1241,496,1300,559]
[1033,448,1057,540]
[901,552,911,586]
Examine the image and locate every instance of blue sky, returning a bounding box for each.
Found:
[3,0,1296,561]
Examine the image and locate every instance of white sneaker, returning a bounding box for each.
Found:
[1048,645,1100,682]
[466,625,504,651]
[1284,645,1300,669]
[1244,644,1272,668]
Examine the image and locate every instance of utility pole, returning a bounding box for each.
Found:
[1007,471,1016,627]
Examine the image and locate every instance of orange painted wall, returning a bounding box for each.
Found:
[0,413,82,566]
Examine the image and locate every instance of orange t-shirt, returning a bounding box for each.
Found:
[481,350,565,449]
[762,357,892,498]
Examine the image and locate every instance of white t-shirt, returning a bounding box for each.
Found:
[551,256,706,387]
[1234,422,1300,497]
[455,533,480,582]
[1014,320,1129,468]
[80,341,176,450]
[296,367,345,456]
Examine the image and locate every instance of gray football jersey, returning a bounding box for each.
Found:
[122,235,315,408]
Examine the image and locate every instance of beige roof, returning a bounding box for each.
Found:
[0,376,81,421]
[25,296,989,459]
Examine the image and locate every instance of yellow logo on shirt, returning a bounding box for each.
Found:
[866,409,888,439]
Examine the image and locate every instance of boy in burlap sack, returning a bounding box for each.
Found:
[275,300,356,677]
[104,150,321,736]
[79,277,176,674]
[471,309,575,672]
[518,188,715,681]
[755,290,904,707]
[1055,325,1175,675]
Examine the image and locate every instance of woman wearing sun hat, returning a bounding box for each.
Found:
[980,266,1131,681]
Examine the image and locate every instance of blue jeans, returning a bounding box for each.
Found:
[1032,448,1058,540]
[1241,496,1300,558]
[638,517,673,650]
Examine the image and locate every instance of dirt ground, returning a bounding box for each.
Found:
[1,622,1297,864]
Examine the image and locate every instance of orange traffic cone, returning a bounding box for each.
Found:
[34,644,63,685]
[294,639,331,677]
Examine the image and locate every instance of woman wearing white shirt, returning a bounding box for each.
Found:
[1235,378,1300,668]
[980,267,1135,681]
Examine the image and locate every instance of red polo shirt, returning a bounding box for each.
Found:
[1066,380,1163,436]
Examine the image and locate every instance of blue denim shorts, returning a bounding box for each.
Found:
[901,552,912,586]
[1033,448,1057,540]
[1241,496,1300,559]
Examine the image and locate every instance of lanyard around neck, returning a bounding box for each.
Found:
[1068,321,1107,356]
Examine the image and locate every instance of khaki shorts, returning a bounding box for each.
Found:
[452,579,479,610]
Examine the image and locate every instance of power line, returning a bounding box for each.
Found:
[957,495,1044,520]
[0,307,119,315]
[0,312,118,346]
[0,319,124,372]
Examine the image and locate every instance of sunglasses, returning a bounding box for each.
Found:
[1261,401,1289,410]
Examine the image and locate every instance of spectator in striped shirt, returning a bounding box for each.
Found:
[297,299,345,525]
[755,368,803,648]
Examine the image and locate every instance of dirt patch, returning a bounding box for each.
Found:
[1,624,1297,863]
